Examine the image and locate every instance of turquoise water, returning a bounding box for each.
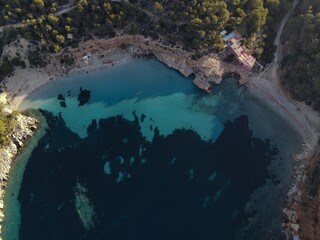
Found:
[3,58,302,240]
[19,59,223,141]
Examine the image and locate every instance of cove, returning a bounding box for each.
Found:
[3,58,302,240]
[19,59,224,142]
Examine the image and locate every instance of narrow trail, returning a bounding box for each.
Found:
[267,0,301,86]
[0,4,75,32]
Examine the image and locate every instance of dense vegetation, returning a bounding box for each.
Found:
[0,104,18,146]
[281,0,320,111]
[0,0,293,63]
[135,0,290,59]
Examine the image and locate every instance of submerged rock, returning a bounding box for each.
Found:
[57,94,67,108]
[77,87,91,106]
[74,180,95,230]
[104,161,111,175]
[57,94,65,101]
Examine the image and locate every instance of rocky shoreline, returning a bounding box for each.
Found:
[47,34,252,92]
[3,34,252,109]
[283,147,320,239]
[64,35,319,240]
[1,34,319,240]
[0,94,40,238]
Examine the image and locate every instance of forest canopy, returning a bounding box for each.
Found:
[281,0,320,111]
[0,0,292,61]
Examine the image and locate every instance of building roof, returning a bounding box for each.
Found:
[233,47,244,56]
[223,30,255,70]
[228,38,240,49]
[220,30,227,36]
[230,38,237,43]
[233,31,242,40]
[237,53,256,69]
[67,33,73,39]
[223,32,235,42]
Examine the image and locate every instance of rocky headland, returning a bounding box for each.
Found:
[283,146,320,239]
[0,93,40,237]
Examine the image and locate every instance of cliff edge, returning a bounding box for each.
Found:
[0,93,39,236]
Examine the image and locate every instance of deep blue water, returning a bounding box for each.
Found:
[18,111,277,240]
[3,59,302,240]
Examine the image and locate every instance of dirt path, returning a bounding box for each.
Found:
[0,23,22,33]
[249,0,320,146]
[0,4,75,32]
[255,0,300,87]
[274,0,300,61]
[56,4,76,16]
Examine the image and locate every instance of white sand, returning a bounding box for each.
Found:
[3,36,319,151]
[4,68,53,110]
[250,64,320,152]
[4,49,133,110]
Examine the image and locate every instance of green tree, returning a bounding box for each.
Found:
[154,2,164,13]
[55,34,65,43]
[247,7,268,34]
[33,0,45,8]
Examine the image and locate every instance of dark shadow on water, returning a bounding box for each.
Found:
[18,110,281,240]
[16,60,297,240]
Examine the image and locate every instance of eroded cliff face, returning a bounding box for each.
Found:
[0,114,39,181]
[154,51,194,78]
[0,94,39,235]
[283,147,320,240]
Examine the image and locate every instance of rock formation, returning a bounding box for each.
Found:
[155,51,194,78]
[74,180,95,230]
[62,35,248,93]
[0,93,39,236]
[283,147,320,239]
[198,56,223,80]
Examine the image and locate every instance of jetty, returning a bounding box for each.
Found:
[193,75,213,93]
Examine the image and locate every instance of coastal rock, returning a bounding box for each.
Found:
[1,107,12,115]
[198,56,224,81]
[77,87,91,106]
[57,94,67,108]
[193,74,213,93]
[155,52,193,77]
[0,142,17,181]
[291,223,300,232]
[0,94,7,105]
[74,180,95,230]
[0,105,39,234]
[0,211,4,224]
[0,113,39,180]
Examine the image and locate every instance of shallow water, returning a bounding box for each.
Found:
[3,59,302,240]
[19,59,223,141]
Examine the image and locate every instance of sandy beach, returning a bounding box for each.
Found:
[4,68,53,110]
[3,47,134,110]
[1,34,320,240]
[3,35,319,149]
[249,58,320,239]
[249,74,320,148]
